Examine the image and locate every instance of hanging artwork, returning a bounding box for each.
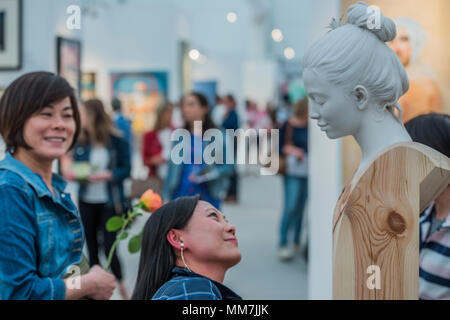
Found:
[81,72,96,101]
[110,71,168,134]
[0,0,22,70]
[57,37,81,97]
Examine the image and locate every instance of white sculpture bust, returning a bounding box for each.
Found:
[302,2,412,176]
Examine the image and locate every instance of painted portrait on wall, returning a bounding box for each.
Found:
[387,17,443,123]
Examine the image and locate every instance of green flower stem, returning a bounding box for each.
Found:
[105,211,136,271]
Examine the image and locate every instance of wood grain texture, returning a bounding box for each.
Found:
[333,142,450,299]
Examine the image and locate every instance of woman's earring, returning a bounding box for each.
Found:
[180,242,191,272]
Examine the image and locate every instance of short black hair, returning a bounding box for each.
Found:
[405,113,450,157]
[111,97,122,111]
[0,71,81,153]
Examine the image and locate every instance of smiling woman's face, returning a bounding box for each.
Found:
[21,96,76,161]
[303,68,363,139]
[180,200,241,269]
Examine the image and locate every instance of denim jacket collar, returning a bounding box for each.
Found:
[0,152,67,198]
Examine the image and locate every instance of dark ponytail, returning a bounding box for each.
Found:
[131,195,200,300]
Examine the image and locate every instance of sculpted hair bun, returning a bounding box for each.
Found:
[346,1,397,42]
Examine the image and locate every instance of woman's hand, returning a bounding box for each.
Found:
[89,170,112,183]
[63,171,77,182]
[85,265,116,300]
[65,265,116,300]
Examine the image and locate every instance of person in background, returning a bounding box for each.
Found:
[405,113,450,300]
[142,103,173,182]
[132,195,242,300]
[64,98,131,300]
[111,97,133,152]
[278,98,309,261]
[222,94,240,203]
[212,94,227,128]
[163,92,233,210]
[0,72,116,300]
[276,94,292,129]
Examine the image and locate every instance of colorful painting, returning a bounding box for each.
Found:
[57,37,81,97]
[110,71,168,134]
[0,0,22,69]
[81,72,96,101]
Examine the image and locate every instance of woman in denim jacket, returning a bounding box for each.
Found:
[163,92,233,209]
[0,72,116,300]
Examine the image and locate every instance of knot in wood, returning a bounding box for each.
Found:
[387,211,406,234]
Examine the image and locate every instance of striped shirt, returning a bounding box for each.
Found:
[419,203,450,300]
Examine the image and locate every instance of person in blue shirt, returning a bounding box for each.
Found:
[132,195,242,300]
[222,94,240,203]
[163,92,234,210]
[111,97,133,152]
[0,71,116,300]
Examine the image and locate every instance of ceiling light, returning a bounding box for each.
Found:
[271,29,283,42]
[284,47,295,60]
[189,49,200,60]
[227,12,237,23]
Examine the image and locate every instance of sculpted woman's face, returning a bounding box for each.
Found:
[180,200,241,269]
[303,68,363,139]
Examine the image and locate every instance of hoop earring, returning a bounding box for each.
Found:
[180,243,191,272]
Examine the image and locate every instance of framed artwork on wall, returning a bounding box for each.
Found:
[0,0,22,70]
[81,72,96,101]
[56,37,81,97]
[110,71,168,134]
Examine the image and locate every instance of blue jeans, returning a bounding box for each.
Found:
[279,176,308,247]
